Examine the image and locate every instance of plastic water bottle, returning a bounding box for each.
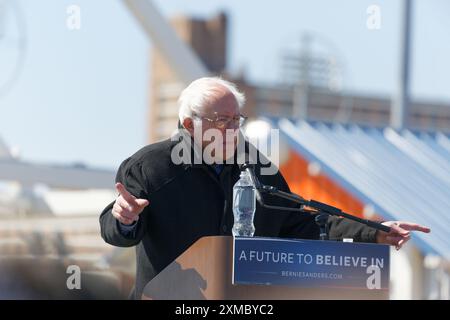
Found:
[232,170,256,237]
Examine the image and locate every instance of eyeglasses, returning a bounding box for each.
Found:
[192,112,248,129]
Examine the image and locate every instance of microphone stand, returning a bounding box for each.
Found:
[241,164,391,240]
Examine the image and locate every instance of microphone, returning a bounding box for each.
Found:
[240,164,391,234]
[240,163,264,204]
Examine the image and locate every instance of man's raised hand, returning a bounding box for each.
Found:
[376,221,430,250]
[112,182,149,225]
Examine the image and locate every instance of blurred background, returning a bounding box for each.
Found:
[0,0,449,299]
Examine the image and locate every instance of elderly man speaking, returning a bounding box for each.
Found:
[99,77,430,299]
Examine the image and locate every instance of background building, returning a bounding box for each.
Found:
[149,12,450,143]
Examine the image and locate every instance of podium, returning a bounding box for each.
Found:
[142,236,389,300]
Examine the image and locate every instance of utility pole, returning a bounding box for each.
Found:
[391,0,413,130]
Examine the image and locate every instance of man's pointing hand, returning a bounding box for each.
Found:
[112,182,149,225]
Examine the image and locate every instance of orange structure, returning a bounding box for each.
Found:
[280,150,365,218]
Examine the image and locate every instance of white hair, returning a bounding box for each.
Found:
[178,77,246,124]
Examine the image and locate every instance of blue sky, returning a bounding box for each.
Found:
[1,0,449,170]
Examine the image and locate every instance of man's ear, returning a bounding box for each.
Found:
[182,118,194,134]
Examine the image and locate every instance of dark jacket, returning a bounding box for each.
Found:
[99,132,378,299]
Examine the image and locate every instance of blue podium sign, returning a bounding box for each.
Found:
[233,237,389,290]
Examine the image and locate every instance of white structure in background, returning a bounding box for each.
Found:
[122,0,208,84]
[0,136,116,217]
